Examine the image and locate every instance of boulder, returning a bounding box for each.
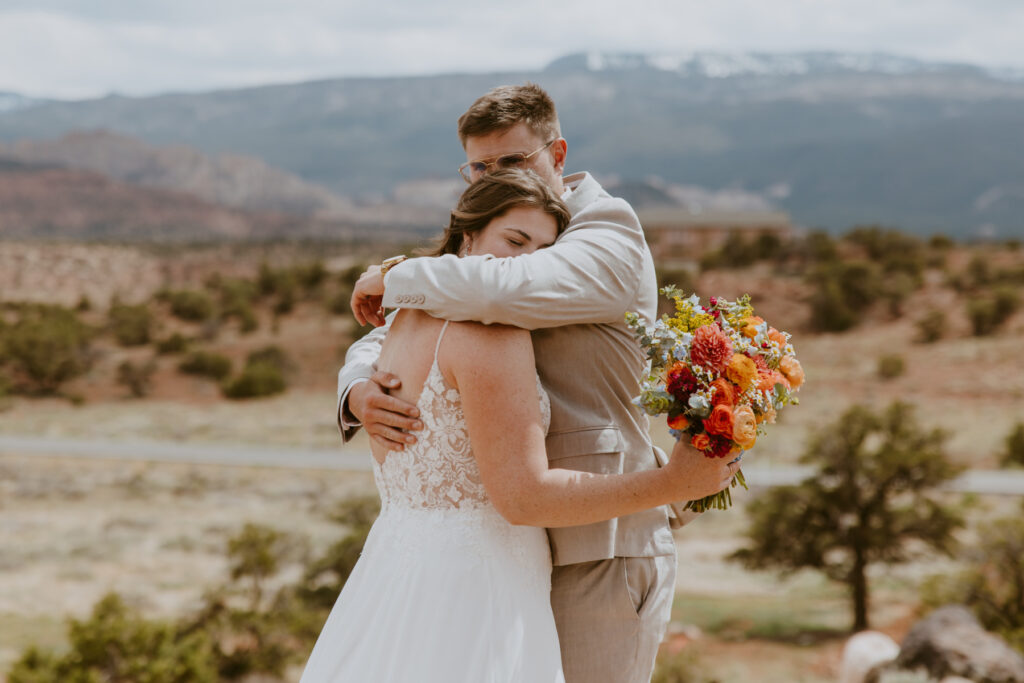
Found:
[894,605,1024,683]
[840,631,901,683]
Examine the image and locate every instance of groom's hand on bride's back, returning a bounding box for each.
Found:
[349,371,423,451]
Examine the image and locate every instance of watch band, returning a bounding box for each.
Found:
[380,255,407,277]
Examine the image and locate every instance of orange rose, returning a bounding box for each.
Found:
[741,316,765,339]
[725,354,758,392]
[667,413,690,430]
[779,356,804,389]
[691,433,711,451]
[703,404,734,438]
[759,370,790,393]
[709,378,737,406]
[768,328,787,348]
[732,405,757,449]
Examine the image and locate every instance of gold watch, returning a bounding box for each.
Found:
[380,255,407,277]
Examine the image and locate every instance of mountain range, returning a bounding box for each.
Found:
[1,51,1023,239]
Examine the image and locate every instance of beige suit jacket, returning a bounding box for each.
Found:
[337,172,680,565]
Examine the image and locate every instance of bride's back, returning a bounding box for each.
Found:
[370,309,449,464]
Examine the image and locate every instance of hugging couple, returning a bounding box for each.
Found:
[300,83,738,682]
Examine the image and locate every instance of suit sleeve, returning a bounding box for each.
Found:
[381,198,647,330]
[335,314,393,442]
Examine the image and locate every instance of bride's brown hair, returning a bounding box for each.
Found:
[426,169,570,257]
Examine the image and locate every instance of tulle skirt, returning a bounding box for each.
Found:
[299,505,565,682]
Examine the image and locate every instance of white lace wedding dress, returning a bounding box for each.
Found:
[300,322,564,682]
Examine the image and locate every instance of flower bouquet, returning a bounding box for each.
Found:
[626,287,804,512]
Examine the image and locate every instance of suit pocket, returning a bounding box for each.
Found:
[546,426,625,474]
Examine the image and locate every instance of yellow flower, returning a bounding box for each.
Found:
[732,405,757,449]
[725,354,758,392]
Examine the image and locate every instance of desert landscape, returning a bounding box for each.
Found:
[2,233,1022,682]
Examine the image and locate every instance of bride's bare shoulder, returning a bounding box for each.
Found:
[440,321,533,379]
[446,320,530,347]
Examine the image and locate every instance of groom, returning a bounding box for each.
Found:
[339,83,680,683]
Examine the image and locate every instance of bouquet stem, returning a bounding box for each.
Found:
[683,468,748,512]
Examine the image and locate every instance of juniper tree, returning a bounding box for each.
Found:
[731,401,964,631]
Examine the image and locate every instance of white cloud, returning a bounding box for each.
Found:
[1,1,1023,99]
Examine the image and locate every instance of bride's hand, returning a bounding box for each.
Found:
[664,439,740,502]
[351,266,386,327]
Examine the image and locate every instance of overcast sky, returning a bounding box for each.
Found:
[2,0,1023,100]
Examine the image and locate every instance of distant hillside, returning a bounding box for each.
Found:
[2,51,1024,238]
[0,159,376,242]
[0,130,355,218]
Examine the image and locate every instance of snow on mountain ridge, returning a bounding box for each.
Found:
[574,50,1015,80]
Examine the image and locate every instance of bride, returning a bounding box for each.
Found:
[300,169,738,682]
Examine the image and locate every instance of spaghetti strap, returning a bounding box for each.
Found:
[432,320,451,365]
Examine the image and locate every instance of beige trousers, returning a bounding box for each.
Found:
[550,555,676,683]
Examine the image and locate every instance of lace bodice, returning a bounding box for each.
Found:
[373,322,551,512]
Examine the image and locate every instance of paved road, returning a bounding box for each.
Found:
[3,434,1024,495]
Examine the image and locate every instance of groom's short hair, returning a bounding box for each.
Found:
[457,83,561,147]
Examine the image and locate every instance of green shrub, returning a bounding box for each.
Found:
[155,332,190,355]
[338,263,368,291]
[652,649,714,683]
[108,301,153,347]
[299,496,380,609]
[245,346,293,374]
[914,309,946,344]
[845,226,924,280]
[808,260,883,332]
[7,494,379,682]
[877,354,905,380]
[222,361,286,399]
[798,230,839,263]
[178,351,232,380]
[162,289,216,322]
[7,593,218,683]
[117,359,157,398]
[1001,422,1024,468]
[217,279,260,333]
[966,254,992,288]
[921,512,1024,652]
[0,305,93,394]
[295,261,328,291]
[967,286,1019,336]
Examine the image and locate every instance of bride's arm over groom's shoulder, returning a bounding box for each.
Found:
[446,322,737,527]
[382,200,647,330]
